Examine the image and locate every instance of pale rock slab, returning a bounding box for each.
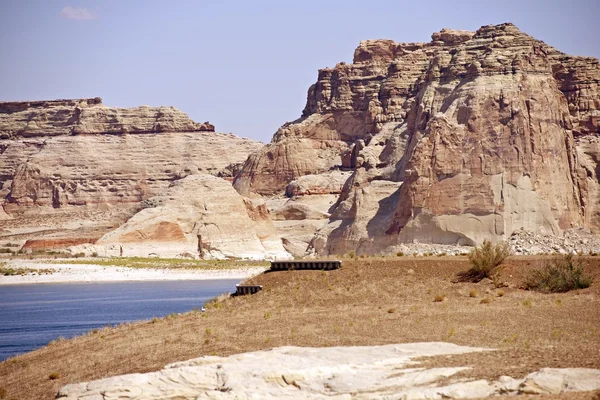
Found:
[57,343,600,399]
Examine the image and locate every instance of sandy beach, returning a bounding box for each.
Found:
[0,259,267,285]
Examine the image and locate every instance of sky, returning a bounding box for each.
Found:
[1,0,599,143]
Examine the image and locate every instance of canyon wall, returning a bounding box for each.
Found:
[0,98,267,257]
[236,23,600,256]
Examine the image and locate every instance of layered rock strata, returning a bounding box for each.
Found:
[0,99,263,255]
[0,97,214,138]
[235,23,600,255]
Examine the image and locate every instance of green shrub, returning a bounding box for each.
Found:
[396,251,404,257]
[458,240,511,282]
[525,254,592,293]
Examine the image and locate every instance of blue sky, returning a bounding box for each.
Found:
[1,0,598,142]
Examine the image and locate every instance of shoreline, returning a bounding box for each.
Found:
[0,259,267,285]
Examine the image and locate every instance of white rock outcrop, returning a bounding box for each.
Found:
[57,343,600,399]
[84,175,290,260]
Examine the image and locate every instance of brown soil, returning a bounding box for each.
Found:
[0,256,599,399]
[22,238,98,250]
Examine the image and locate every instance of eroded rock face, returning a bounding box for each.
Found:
[0,99,262,249]
[87,175,290,259]
[0,97,214,138]
[234,23,600,254]
[57,343,600,399]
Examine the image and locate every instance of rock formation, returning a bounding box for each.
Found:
[235,23,600,256]
[83,175,289,259]
[0,98,214,138]
[2,24,599,259]
[57,343,600,399]
[0,99,264,256]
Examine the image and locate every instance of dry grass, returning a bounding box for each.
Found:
[0,266,56,276]
[0,256,599,399]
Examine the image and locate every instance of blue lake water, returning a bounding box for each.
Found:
[0,279,240,361]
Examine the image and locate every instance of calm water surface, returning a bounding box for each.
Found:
[0,279,240,361]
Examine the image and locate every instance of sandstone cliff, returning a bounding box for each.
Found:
[84,175,289,259]
[235,23,600,255]
[0,97,214,138]
[0,99,263,255]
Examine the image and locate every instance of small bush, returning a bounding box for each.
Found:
[48,372,61,380]
[458,240,511,282]
[480,297,492,304]
[433,295,446,302]
[525,254,592,293]
[348,251,355,259]
[469,289,479,298]
[0,387,6,399]
[496,290,505,297]
[396,251,404,257]
[387,308,396,314]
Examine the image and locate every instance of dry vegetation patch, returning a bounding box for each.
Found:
[0,256,599,399]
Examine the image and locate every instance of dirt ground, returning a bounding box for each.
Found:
[0,256,599,399]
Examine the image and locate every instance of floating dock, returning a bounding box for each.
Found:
[269,260,341,271]
[234,284,263,296]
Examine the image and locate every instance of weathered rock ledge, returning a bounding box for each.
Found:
[57,343,600,399]
[0,97,214,138]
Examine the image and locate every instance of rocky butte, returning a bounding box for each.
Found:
[235,22,600,256]
[1,23,600,258]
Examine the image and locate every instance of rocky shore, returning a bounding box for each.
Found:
[0,259,266,285]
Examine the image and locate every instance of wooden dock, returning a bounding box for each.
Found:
[270,260,341,271]
[234,284,263,296]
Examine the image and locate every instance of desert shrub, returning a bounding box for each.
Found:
[48,371,61,380]
[0,248,13,254]
[458,240,511,282]
[396,251,404,257]
[525,254,592,293]
[433,295,446,302]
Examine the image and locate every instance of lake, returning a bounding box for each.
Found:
[0,279,240,361]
